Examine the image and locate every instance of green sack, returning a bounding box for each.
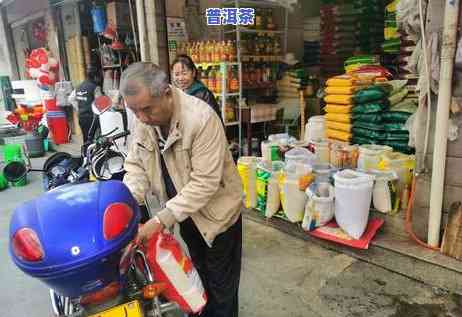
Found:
[352,136,381,145]
[382,141,414,154]
[352,127,385,140]
[354,121,384,131]
[391,99,418,113]
[354,86,388,103]
[352,113,384,123]
[377,80,408,96]
[352,101,388,114]
[383,122,407,132]
[389,88,409,106]
[383,112,412,123]
[384,131,409,141]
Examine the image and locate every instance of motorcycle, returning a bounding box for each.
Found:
[43,95,129,191]
[9,180,180,317]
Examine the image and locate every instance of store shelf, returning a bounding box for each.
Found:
[241,55,283,62]
[223,0,284,8]
[196,62,240,69]
[224,29,283,34]
[103,65,122,69]
[214,92,240,98]
[224,121,240,126]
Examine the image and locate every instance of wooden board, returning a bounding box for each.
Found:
[441,202,462,260]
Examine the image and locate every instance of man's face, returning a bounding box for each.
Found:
[123,81,173,126]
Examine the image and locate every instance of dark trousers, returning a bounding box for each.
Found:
[180,215,242,317]
[78,114,99,144]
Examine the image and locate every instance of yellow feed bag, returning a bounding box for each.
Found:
[326,121,352,133]
[326,129,352,142]
[326,74,373,87]
[325,86,363,95]
[325,104,353,114]
[325,113,352,123]
[324,94,353,105]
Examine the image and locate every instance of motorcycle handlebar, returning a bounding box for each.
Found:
[110,131,130,141]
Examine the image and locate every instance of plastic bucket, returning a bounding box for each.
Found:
[334,170,374,239]
[25,134,45,158]
[0,172,8,190]
[47,116,69,144]
[3,144,23,163]
[305,115,325,143]
[357,144,393,171]
[3,161,28,186]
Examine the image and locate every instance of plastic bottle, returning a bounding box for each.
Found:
[220,41,227,62]
[229,40,237,62]
[208,67,216,93]
[216,66,222,94]
[230,66,239,92]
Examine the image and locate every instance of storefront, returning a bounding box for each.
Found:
[162,0,462,259]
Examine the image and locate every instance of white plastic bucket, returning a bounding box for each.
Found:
[334,170,374,239]
[305,115,325,143]
[357,144,393,171]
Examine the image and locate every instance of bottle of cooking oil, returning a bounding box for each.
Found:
[216,66,222,94]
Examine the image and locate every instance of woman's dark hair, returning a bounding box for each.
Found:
[171,54,198,80]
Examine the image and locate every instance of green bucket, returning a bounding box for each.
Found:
[3,144,23,163]
[3,160,28,187]
[0,173,8,190]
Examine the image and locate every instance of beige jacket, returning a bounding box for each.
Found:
[123,86,242,245]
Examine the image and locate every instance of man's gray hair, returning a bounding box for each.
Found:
[120,62,169,97]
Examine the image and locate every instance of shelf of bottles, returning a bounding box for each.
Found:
[176,41,242,126]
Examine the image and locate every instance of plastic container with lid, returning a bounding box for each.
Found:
[284,147,316,167]
[305,116,325,143]
[329,143,358,169]
[312,163,336,183]
[237,156,258,209]
[357,144,393,171]
[378,152,415,194]
[309,141,330,164]
[334,170,375,239]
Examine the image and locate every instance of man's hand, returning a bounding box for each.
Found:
[137,216,164,245]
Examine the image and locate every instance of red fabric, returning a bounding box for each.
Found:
[307,218,384,249]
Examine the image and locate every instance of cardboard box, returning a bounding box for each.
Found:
[106,1,131,29]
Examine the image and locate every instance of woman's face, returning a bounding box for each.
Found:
[172,63,195,91]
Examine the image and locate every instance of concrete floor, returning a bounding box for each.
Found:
[1,155,461,317]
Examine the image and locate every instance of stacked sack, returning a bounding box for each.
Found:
[382,0,401,53]
[303,16,320,66]
[354,0,385,53]
[324,74,374,143]
[379,80,417,154]
[320,3,358,77]
[351,85,389,146]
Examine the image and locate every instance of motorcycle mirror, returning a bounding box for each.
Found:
[92,95,112,116]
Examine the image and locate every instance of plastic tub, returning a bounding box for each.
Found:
[3,160,28,186]
[369,170,400,214]
[280,175,307,223]
[334,170,374,239]
[357,144,393,171]
[25,134,45,158]
[285,147,316,167]
[312,163,336,183]
[3,144,23,163]
[309,141,330,164]
[305,115,325,142]
[329,143,358,169]
[302,182,335,231]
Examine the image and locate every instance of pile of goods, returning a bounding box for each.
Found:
[320,3,358,77]
[382,0,401,53]
[323,74,375,143]
[25,48,69,144]
[303,16,321,67]
[237,131,415,244]
[354,0,385,53]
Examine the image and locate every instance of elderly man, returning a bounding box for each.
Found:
[120,62,243,317]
